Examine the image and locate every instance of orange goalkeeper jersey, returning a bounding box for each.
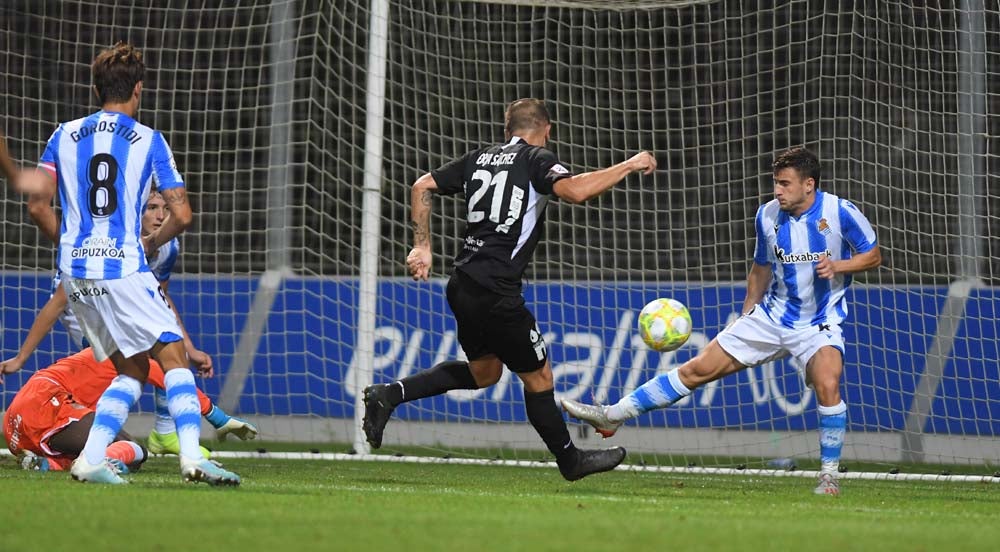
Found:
[34,348,212,414]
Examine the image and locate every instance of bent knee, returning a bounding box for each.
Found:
[475,369,503,387]
[516,363,555,393]
[469,358,503,387]
[811,378,842,404]
[680,345,743,386]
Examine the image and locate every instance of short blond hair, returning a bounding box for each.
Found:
[504,98,550,138]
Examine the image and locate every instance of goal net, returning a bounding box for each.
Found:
[2,0,997,472]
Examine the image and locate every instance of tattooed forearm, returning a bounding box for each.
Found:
[412,191,432,245]
[412,219,430,247]
[410,174,438,248]
[150,186,193,248]
[161,187,189,206]
[411,177,436,247]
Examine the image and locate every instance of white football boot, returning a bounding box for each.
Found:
[814,473,841,496]
[70,456,128,485]
[561,398,623,438]
[180,456,241,486]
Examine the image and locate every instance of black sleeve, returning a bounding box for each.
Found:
[430,150,477,196]
[527,147,573,195]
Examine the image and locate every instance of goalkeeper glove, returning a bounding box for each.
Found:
[205,404,259,440]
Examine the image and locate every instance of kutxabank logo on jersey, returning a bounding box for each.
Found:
[773,245,832,264]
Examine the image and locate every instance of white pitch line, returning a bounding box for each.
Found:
[3,448,998,484]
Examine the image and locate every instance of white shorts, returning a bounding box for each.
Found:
[717,305,845,369]
[59,300,87,349]
[51,274,85,348]
[62,270,183,361]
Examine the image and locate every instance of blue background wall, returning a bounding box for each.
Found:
[2,274,998,435]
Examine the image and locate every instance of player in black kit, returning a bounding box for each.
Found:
[363,99,656,481]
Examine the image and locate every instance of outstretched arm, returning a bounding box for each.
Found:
[10,167,56,198]
[17,169,58,239]
[1,130,59,241]
[406,172,438,281]
[27,194,59,244]
[552,151,656,204]
[0,286,68,384]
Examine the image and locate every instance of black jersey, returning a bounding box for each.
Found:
[431,137,573,296]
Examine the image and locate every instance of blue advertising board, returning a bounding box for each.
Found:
[2,274,998,435]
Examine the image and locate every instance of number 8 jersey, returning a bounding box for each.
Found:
[431,136,573,296]
[37,110,184,280]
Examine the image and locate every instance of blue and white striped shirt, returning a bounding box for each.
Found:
[753,191,877,329]
[38,111,184,280]
[147,237,181,283]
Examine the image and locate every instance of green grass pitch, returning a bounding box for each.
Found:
[2,454,999,551]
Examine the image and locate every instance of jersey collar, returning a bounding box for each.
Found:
[98,109,137,124]
[792,190,825,221]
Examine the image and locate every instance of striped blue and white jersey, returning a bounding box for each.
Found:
[37,110,184,280]
[753,191,877,329]
[53,237,180,348]
[147,237,180,282]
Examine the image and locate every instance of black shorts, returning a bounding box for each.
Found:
[446,270,547,373]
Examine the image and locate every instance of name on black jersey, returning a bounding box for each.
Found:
[70,120,142,145]
[475,152,518,167]
[464,236,485,252]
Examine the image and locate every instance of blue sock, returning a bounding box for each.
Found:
[164,368,203,461]
[82,375,141,465]
[608,368,692,422]
[818,401,847,474]
[205,405,232,429]
[153,388,175,434]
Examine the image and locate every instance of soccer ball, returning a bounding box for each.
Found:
[637,298,692,352]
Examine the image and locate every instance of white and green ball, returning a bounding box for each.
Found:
[637,298,692,352]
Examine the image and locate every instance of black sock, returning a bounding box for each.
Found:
[387,361,478,406]
[524,388,578,467]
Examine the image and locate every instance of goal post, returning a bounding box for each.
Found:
[1,0,997,472]
[358,0,999,469]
